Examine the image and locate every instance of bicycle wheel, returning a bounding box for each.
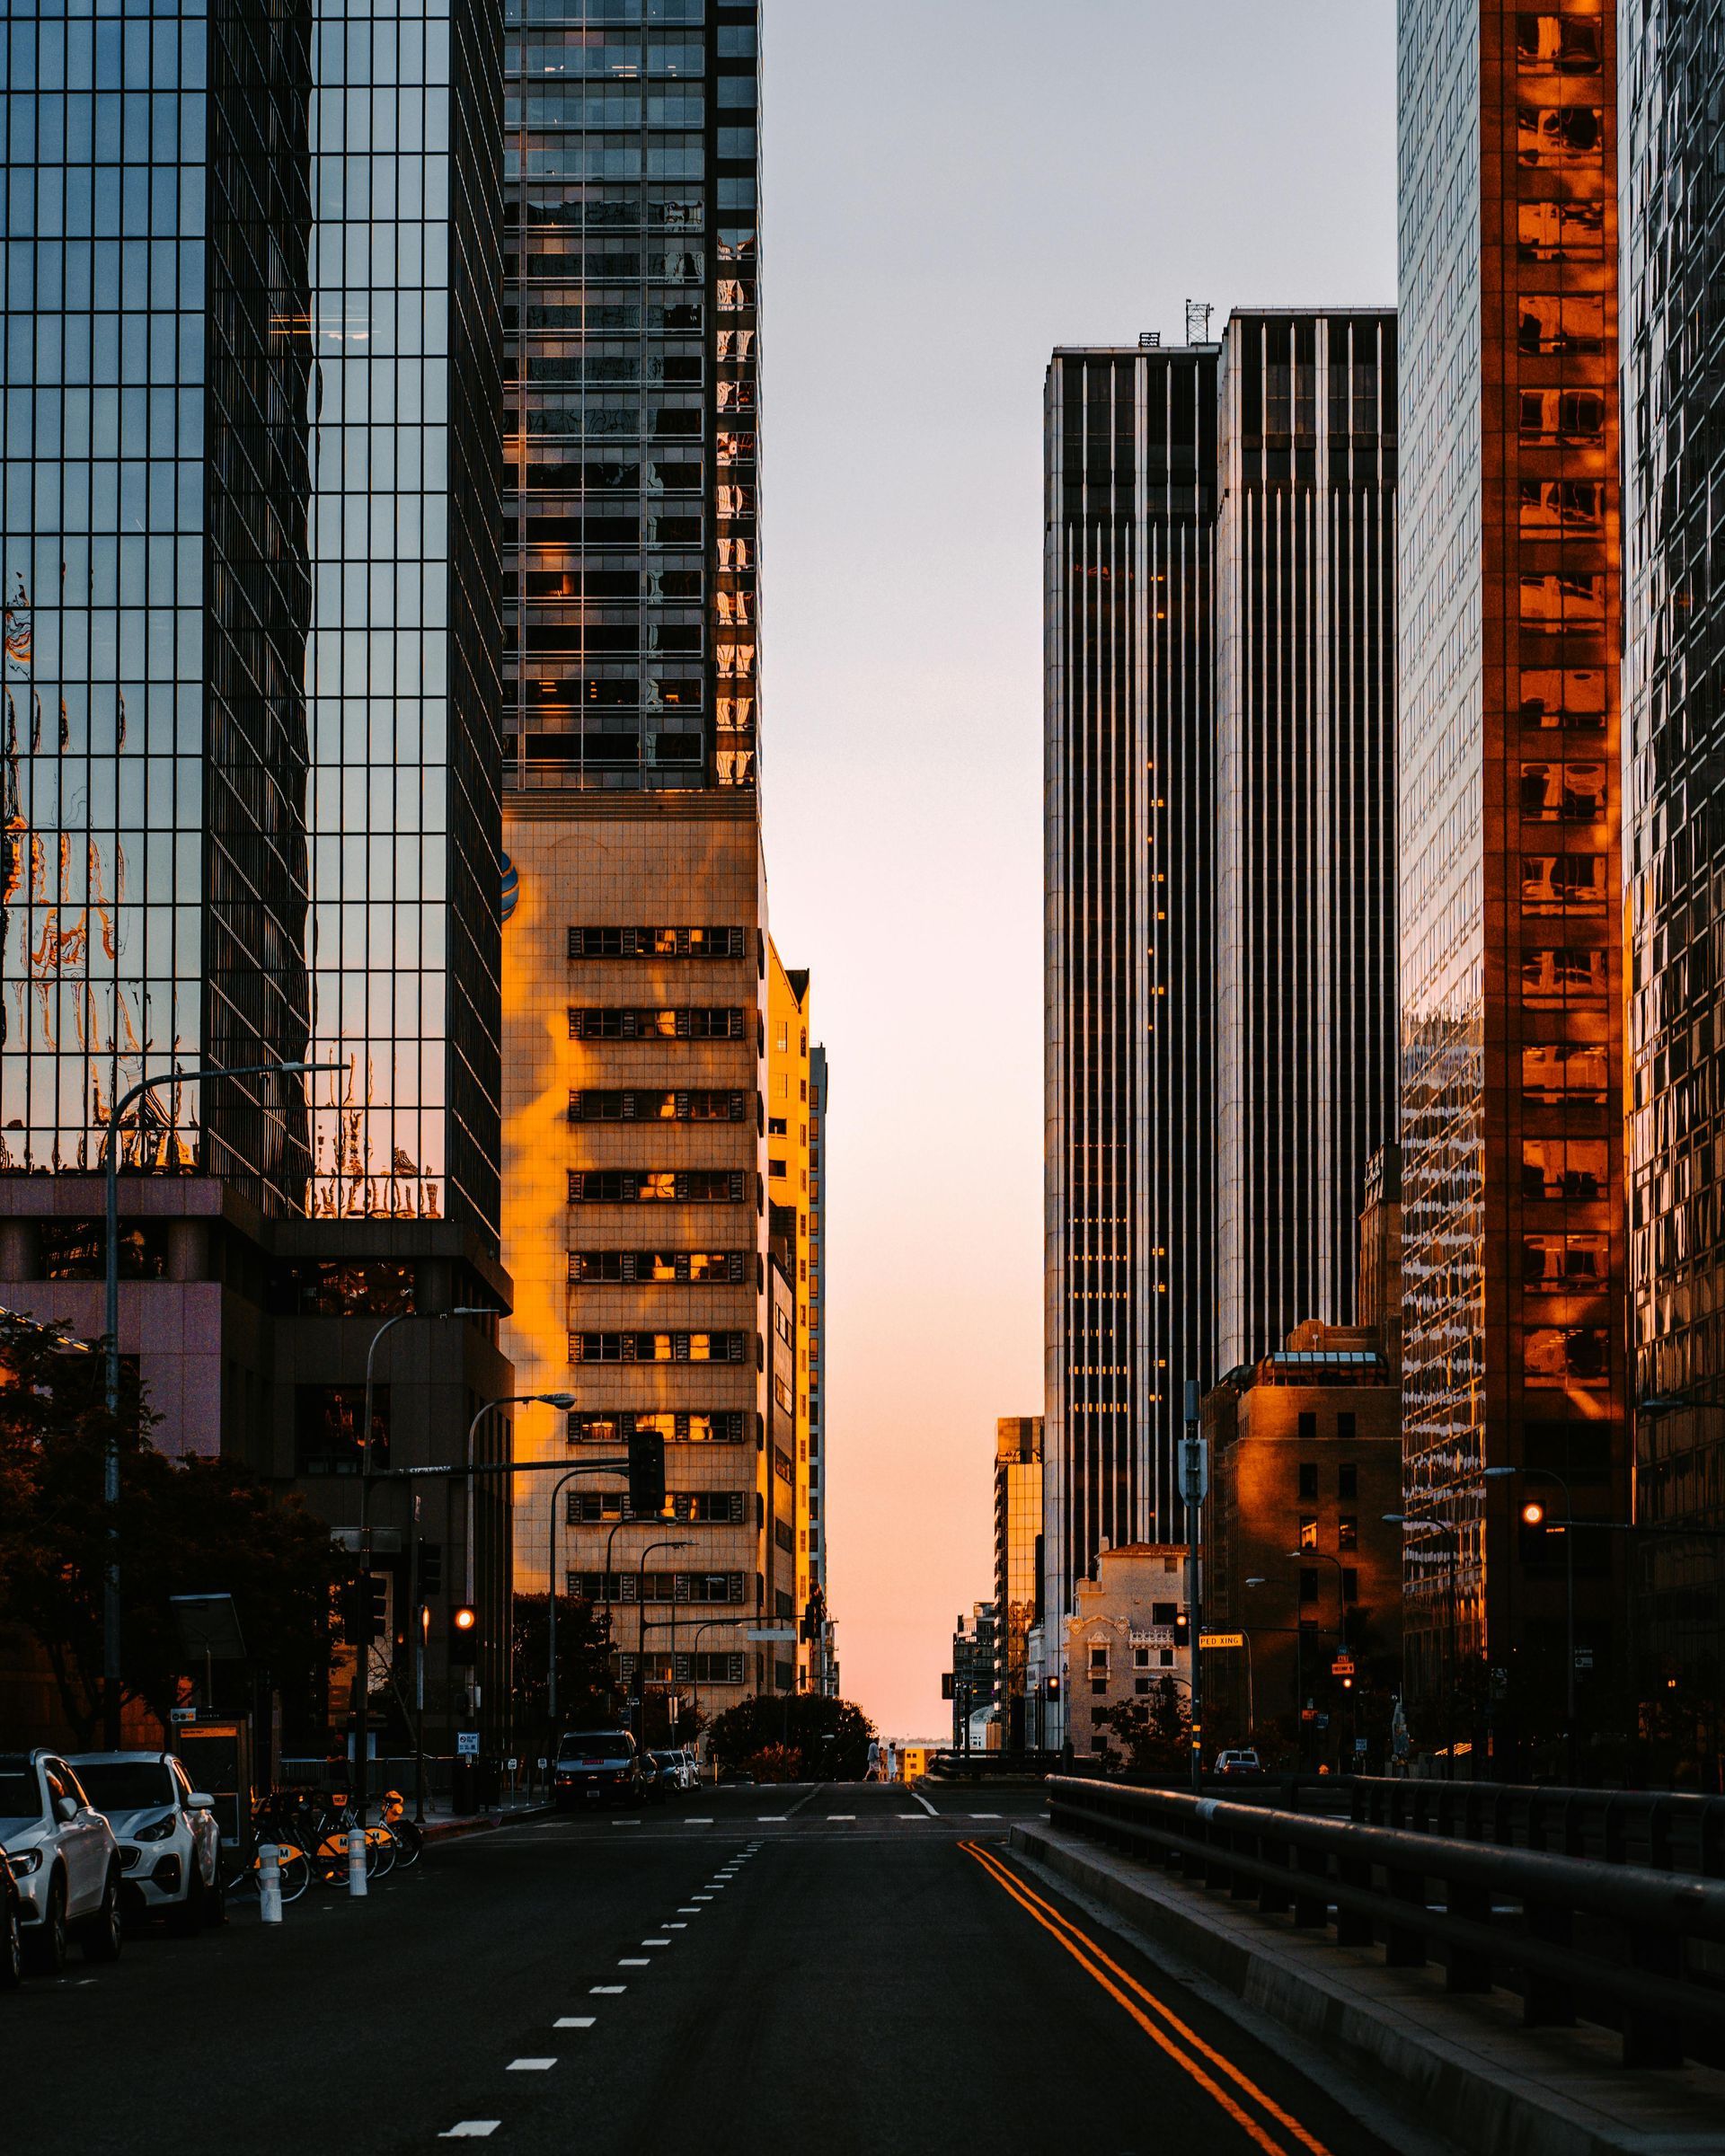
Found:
[276,1846,312,1903]
[391,1816,424,1869]
[364,1825,398,1880]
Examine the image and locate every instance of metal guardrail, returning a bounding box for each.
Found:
[926,1750,1062,1779]
[1347,1775,1725,1879]
[1047,1775,1725,2068]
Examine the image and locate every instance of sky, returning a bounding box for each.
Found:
[757,0,1398,1740]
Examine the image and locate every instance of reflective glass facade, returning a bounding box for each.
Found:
[1044,344,1216,1662]
[500,0,758,792]
[1215,310,1399,1374]
[0,0,503,1246]
[993,1415,1041,1751]
[1621,2,1725,1682]
[1397,0,1626,1705]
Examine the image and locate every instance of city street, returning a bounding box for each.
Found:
[10,1782,1417,2156]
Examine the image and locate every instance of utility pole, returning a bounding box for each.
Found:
[1181,1379,1208,1792]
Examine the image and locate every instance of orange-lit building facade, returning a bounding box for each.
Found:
[1397,2,1628,1722]
[765,943,814,1692]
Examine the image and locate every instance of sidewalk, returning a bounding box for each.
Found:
[1012,1818,1725,2156]
[419,1795,554,1844]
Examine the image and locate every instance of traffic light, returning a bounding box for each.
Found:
[1518,1497,1553,1566]
[629,1424,666,1515]
[1047,1674,1060,1701]
[451,1603,478,1659]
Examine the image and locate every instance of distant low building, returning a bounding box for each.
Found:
[1065,1544,1193,1763]
[1203,1322,1401,1768]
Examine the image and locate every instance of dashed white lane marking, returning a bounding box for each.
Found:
[591,1984,626,1994]
[756,1814,784,1822]
[912,1789,939,1816]
[664,1922,687,1929]
[618,1957,650,1966]
[686,1816,713,1824]
[508,2058,557,2072]
[969,1812,1002,1819]
[642,1937,671,1946]
[677,1905,701,1913]
[439,2125,500,2140]
[827,1814,855,1821]
[691,1894,713,1902]
[610,1819,642,1827]
[554,2017,596,2029]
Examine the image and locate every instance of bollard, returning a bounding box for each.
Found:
[259,1842,283,1925]
[348,1824,367,1897]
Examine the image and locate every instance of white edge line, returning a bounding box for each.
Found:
[554,2017,596,2028]
[507,2058,557,2072]
[912,1789,938,1816]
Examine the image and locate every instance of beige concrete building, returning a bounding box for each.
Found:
[765,946,813,1691]
[1065,1543,1193,1761]
[502,794,771,1736]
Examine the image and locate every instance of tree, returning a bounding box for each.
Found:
[0,1309,337,1743]
[706,1692,876,1781]
[1094,1677,1190,1780]
[510,1593,624,1744]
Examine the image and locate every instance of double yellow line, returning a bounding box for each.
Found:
[958,1841,1333,2156]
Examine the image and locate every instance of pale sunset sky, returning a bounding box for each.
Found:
[759,0,1398,1737]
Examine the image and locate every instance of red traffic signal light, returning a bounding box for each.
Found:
[1520,1499,1545,1528]
[452,1604,477,1635]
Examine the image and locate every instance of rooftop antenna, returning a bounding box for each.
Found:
[1185,299,1214,344]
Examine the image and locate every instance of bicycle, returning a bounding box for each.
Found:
[222,1790,312,1904]
[308,1792,400,1886]
[381,1790,423,1869]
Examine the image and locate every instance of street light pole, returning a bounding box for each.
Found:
[632,1537,689,1743]
[546,1463,604,1730]
[100,1056,338,1748]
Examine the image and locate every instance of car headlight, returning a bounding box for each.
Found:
[134,1813,176,1842]
[4,1847,42,1877]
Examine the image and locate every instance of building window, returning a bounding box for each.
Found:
[567,925,746,959]
[1299,1568,1320,1606]
[1133,1647,1150,1669]
[1338,1462,1358,1500]
[1338,1516,1358,1552]
[1090,1678,1108,1696]
[1135,1677,1152,1694]
[1152,1601,1177,1626]
[1298,1515,1318,1550]
[1336,1411,1357,1440]
[1159,1648,1174,1668]
[1297,1411,1317,1440]
[1297,1461,1319,1500]
[1341,1569,1359,1604]
[1089,1646,1109,1671]
[295,1386,389,1477]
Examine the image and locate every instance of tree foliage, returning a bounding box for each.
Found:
[705,1692,876,1780]
[0,1310,337,1743]
[1094,1677,1190,1779]
[510,1593,624,1743]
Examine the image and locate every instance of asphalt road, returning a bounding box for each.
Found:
[9,1781,1418,2155]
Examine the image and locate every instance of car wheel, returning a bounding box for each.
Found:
[1,1893,22,1988]
[79,1868,123,1963]
[167,1867,204,1939]
[26,1874,66,1978]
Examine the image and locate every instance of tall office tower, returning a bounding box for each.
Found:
[808,1041,836,1692]
[1044,339,1218,1736]
[1396,2,1627,1718]
[993,1417,1043,1751]
[765,944,811,1691]
[1214,310,1400,1374]
[1621,6,1725,1692]
[498,0,774,1722]
[0,0,514,1750]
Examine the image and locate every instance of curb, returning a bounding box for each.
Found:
[420,1804,555,1844]
[1011,1822,1725,2156]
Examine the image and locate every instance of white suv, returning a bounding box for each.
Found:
[0,1752,122,1974]
[70,1752,223,1936]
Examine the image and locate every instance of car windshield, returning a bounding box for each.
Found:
[74,1763,175,1812]
[0,1761,40,1827]
[559,1736,628,1762]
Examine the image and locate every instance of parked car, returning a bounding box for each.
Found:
[1212,1748,1262,1779]
[645,1750,687,1800]
[2,1851,22,1988]
[678,1747,702,1790]
[552,1731,644,1808]
[70,1751,223,1936]
[0,1752,122,1974]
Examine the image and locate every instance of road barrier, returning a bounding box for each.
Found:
[1047,1774,1725,2069]
[1346,1774,1725,1879]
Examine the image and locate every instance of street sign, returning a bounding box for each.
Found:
[1179,1434,1208,1506]
[1573,1648,1595,1672]
[1354,1737,1368,1754]
[506,1757,518,1773]
[745,1626,794,1641]
[1331,1656,1355,1677]
[169,1706,196,1725]
[1199,1632,1243,1649]
[536,1757,548,1771]
[456,1730,480,1757]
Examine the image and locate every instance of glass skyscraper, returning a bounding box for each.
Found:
[1396,1,1627,1725]
[1043,339,1217,1694]
[0,0,516,1757]
[1214,308,1399,1375]
[1621,3,1725,1692]
[500,0,757,794]
[0,0,502,1235]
